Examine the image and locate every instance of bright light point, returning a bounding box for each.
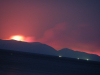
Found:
[86,59,89,61]
[77,58,79,60]
[59,55,62,57]
[10,35,24,41]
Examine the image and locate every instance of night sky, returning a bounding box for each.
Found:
[0,0,100,56]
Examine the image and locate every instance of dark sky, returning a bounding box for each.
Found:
[0,0,100,56]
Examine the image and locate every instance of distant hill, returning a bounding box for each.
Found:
[0,39,57,56]
[58,48,100,62]
[0,39,100,62]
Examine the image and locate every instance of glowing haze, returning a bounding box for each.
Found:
[9,35,35,43]
[0,0,100,56]
[10,35,24,41]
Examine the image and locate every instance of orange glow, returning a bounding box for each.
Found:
[10,35,24,41]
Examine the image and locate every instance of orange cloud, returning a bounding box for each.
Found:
[25,37,35,43]
[37,22,100,56]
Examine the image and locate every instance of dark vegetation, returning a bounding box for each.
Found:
[0,49,100,75]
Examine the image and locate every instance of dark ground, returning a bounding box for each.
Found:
[0,49,100,75]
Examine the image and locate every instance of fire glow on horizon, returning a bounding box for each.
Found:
[9,35,35,43]
[10,35,24,41]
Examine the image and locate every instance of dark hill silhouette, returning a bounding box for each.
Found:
[0,39,57,56]
[0,39,100,62]
[58,48,100,62]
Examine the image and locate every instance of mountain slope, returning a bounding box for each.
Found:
[0,39,57,56]
[0,39,100,62]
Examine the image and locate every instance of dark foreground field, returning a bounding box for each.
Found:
[0,49,100,75]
